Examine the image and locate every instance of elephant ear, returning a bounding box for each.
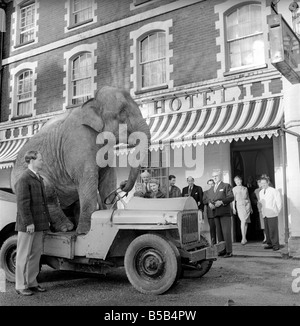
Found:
[80,99,104,132]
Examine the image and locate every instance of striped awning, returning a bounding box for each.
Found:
[147,96,284,151]
[0,138,28,169]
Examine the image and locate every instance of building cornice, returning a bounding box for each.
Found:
[2,0,206,66]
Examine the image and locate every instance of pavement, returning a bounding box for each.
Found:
[232,241,289,259]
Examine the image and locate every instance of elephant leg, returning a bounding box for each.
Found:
[98,167,117,209]
[76,178,99,234]
[44,181,74,232]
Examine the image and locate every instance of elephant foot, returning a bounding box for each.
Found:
[76,222,90,235]
[51,219,74,232]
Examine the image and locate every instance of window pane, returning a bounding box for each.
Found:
[73,0,92,24]
[71,53,92,104]
[20,3,35,44]
[17,70,33,116]
[227,4,264,69]
[140,32,166,88]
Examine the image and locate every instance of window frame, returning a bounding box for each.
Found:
[224,1,266,74]
[14,0,37,49]
[70,52,93,106]
[66,0,97,31]
[138,30,167,91]
[16,69,34,117]
[9,62,38,121]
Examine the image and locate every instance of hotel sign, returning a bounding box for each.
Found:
[268,14,300,84]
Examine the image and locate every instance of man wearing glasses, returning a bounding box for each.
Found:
[209,171,234,258]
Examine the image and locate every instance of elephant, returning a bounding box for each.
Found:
[11,86,151,234]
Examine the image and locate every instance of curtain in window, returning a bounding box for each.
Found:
[17,70,33,116]
[71,53,92,105]
[73,0,93,24]
[140,32,166,88]
[20,3,35,44]
[226,4,264,69]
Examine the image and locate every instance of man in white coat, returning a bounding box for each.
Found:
[259,175,282,251]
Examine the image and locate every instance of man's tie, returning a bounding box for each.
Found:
[214,183,218,193]
[188,186,192,196]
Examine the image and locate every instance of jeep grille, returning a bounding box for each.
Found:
[181,212,198,244]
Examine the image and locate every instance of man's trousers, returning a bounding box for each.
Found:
[264,216,279,250]
[215,215,232,254]
[15,231,43,290]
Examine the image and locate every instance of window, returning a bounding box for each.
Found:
[71,52,92,105]
[16,70,33,116]
[19,1,35,44]
[226,3,264,70]
[130,20,173,95]
[72,0,93,25]
[139,32,166,89]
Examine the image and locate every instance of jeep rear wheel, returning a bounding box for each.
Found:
[0,235,17,282]
[124,234,181,295]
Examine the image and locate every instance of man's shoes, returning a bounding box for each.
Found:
[273,247,280,251]
[218,250,226,257]
[262,240,267,244]
[223,253,233,258]
[29,285,46,292]
[264,245,273,249]
[16,288,34,296]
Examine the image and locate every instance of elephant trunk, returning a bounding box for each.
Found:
[121,118,151,193]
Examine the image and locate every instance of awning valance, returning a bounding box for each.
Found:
[147,96,283,151]
[0,138,28,169]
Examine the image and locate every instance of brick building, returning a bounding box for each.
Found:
[0,0,300,257]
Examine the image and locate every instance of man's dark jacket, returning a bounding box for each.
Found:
[15,169,51,232]
[182,184,204,211]
[210,181,234,217]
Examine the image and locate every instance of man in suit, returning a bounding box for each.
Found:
[168,175,181,198]
[210,171,234,258]
[182,176,204,211]
[140,170,151,196]
[14,150,51,296]
[203,179,217,245]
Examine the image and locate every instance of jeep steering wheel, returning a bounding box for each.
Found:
[104,187,127,207]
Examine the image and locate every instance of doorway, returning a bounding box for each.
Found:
[230,137,275,242]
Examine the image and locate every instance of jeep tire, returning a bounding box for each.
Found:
[0,235,17,283]
[124,233,181,295]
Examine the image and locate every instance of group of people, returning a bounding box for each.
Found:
[135,170,282,258]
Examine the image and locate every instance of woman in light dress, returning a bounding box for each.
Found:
[232,175,252,245]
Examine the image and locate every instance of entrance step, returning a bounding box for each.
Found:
[232,241,287,258]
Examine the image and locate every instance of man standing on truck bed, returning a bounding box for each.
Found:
[14,150,51,296]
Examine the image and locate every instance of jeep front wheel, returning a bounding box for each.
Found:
[0,235,17,282]
[124,234,181,295]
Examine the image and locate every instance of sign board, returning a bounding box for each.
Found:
[268,14,300,84]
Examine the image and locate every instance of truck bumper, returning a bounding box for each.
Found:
[179,241,226,263]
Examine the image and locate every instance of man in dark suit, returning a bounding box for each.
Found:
[210,171,234,258]
[14,150,51,296]
[203,179,217,245]
[182,176,204,211]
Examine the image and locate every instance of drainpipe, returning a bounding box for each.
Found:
[279,126,300,248]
